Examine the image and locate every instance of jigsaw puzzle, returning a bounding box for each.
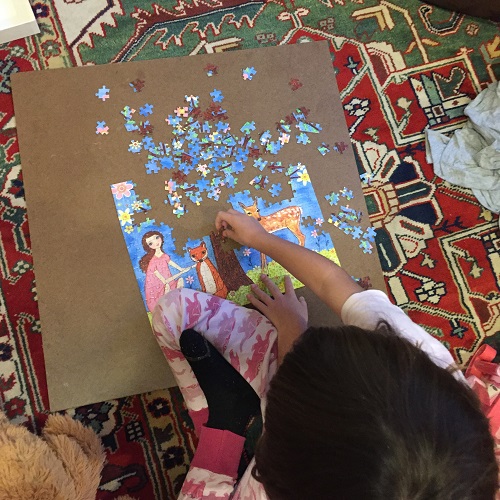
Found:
[105,64,354,313]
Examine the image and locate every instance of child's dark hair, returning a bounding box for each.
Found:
[252,324,498,499]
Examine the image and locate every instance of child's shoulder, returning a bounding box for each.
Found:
[341,290,464,381]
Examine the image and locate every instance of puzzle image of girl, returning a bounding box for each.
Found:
[139,230,191,312]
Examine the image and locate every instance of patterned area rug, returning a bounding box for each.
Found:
[1,1,499,498]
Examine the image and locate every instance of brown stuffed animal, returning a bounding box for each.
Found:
[0,409,135,500]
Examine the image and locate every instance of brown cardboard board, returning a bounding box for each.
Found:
[11,41,385,411]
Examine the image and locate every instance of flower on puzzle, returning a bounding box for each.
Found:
[128,140,142,153]
[118,209,133,226]
[111,182,134,200]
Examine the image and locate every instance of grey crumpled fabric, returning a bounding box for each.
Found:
[425,81,500,227]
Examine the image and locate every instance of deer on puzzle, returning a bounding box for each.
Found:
[238,200,305,271]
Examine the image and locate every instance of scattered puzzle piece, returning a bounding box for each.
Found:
[129,79,145,92]
[340,187,353,200]
[204,64,218,77]
[242,67,257,80]
[250,175,269,190]
[333,141,348,154]
[318,142,330,155]
[296,133,310,145]
[210,89,224,103]
[240,121,256,135]
[269,183,282,197]
[95,85,110,101]
[96,121,109,135]
[128,140,142,153]
[289,78,303,91]
[360,172,374,185]
[363,227,377,242]
[139,103,153,117]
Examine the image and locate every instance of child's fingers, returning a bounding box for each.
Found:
[283,275,295,295]
[215,211,229,230]
[246,293,268,315]
[260,274,281,298]
[299,295,308,314]
[250,283,273,305]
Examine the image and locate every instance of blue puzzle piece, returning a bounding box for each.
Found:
[242,67,257,80]
[297,122,321,133]
[95,86,110,100]
[139,103,153,117]
[269,183,282,197]
[296,133,310,145]
[351,226,363,239]
[125,122,139,132]
[235,148,249,162]
[240,121,256,134]
[142,136,155,149]
[207,187,222,201]
[186,190,203,205]
[160,157,175,170]
[231,161,245,174]
[210,89,224,103]
[318,142,330,156]
[340,187,354,200]
[359,240,373,254]
[196,178,210,192]
[145,158,160,174]
[260,130,272,145]
[266,141,282,154]
[224,173,237,189]
[363,227,377,242]
[253,158,267,171]
[216,121,230,133]
[325,192,340,206]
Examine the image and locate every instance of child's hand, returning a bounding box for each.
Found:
[248,275,308,360]
[215,209,268,247]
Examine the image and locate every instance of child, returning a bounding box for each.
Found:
[151,209,498,499]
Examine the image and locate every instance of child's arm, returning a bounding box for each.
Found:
[215,209,363,317]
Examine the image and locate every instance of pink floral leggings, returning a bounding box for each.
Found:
[152,288,277,499]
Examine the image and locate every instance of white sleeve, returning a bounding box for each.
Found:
[341,290,465,382]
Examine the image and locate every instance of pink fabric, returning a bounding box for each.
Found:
[145,253,176,312]
[189,408,209,436]
[191,426,245,478]
[466,345,500,439]
[152,288,276,499]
